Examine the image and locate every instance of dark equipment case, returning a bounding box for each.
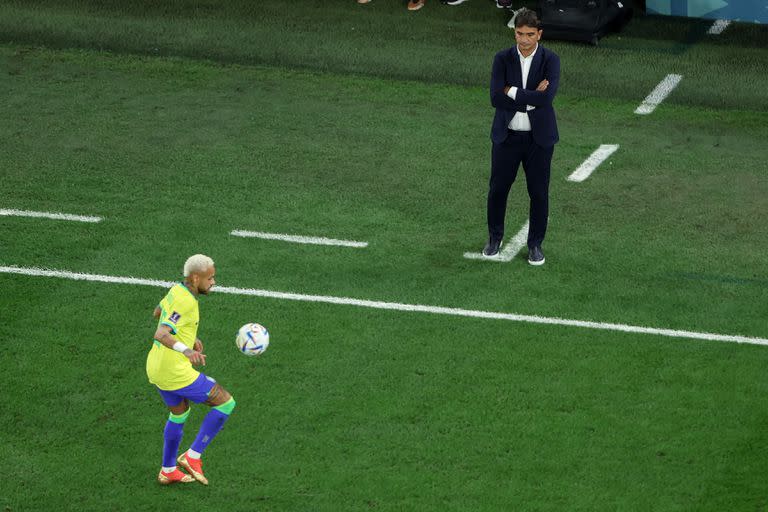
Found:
[538,0,633,45]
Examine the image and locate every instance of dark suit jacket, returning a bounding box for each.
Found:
[490,44,560,148]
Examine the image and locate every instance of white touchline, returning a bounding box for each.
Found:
[0,208,102,223]
[707,19,730,35]
[464,221,528,263]
[231,230,367,248]
[567,145,620,183]
[2,264,766,346]
[634,74,683,115]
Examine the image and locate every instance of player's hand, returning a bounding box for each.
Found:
[194,338,204,352]
[536,79,549,91]
[183,349,206,366]
[504,85,511,94]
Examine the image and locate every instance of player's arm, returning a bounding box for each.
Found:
[154,324,206,366]
[490,53,520,110]
[513,53,560,107]
[153,306,161,319]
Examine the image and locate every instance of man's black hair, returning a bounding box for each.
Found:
[514,8,542,29]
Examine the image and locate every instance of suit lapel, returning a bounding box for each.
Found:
[527,46,545,90]
[508,47,523,88]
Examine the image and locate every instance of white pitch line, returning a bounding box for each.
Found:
[464,221,528,262]
[567,144,620,183]
[634,74,683,115]
[2,264,767,347]
[0,208,102,223]
[231,230,367,248]
[707,19,730,35]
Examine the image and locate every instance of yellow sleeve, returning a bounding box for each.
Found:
[158,288,193,335]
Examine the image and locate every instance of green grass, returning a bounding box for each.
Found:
[4,277,768,511]
[1,2,768,511]
[1,0,767,109]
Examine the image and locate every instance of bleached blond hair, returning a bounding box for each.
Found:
[183,254,214,277]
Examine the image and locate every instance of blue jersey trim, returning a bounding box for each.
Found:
[160,321,177,334]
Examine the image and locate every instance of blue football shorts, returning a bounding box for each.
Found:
[156,373,217,407]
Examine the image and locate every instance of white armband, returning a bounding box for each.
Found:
[172,341,189,353]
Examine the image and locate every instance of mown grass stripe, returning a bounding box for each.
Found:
[2,264,766,347]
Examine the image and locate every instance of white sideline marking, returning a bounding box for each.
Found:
[567,145,620,183]
[634,74,683,115]
[2,264,767,347]
[231,230,367,248]
[0,208,102,223]
[707,19,730,35]
[464,221,528,263]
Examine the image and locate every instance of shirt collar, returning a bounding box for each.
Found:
[179,282,198,301]
[516,43,539,60]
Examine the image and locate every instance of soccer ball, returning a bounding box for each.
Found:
[235,323,269,356]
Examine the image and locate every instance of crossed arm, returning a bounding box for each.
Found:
[490,52,561,110]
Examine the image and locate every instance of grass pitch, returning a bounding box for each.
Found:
[1,2,767,511]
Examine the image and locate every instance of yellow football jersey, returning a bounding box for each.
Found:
[146,283,200,390]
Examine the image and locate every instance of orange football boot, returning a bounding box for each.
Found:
[157,468,194,485]
[177,452,209,485]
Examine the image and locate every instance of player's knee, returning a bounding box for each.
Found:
[168,407,190,423]
[213,396,236,416]
[168,402,190,420]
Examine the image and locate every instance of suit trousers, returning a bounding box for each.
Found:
[487,130,553,248]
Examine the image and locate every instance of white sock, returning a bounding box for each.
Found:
[186,449,201,460]
[161,466,176,473]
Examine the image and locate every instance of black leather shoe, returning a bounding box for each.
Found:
[527,246,545,266]
[482,238,502,257]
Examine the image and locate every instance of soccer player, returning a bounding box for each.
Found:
[146,254,235,485]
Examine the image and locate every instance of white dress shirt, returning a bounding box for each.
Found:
[506,44,538,132]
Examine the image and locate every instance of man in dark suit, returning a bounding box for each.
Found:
[483,7,560,265]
